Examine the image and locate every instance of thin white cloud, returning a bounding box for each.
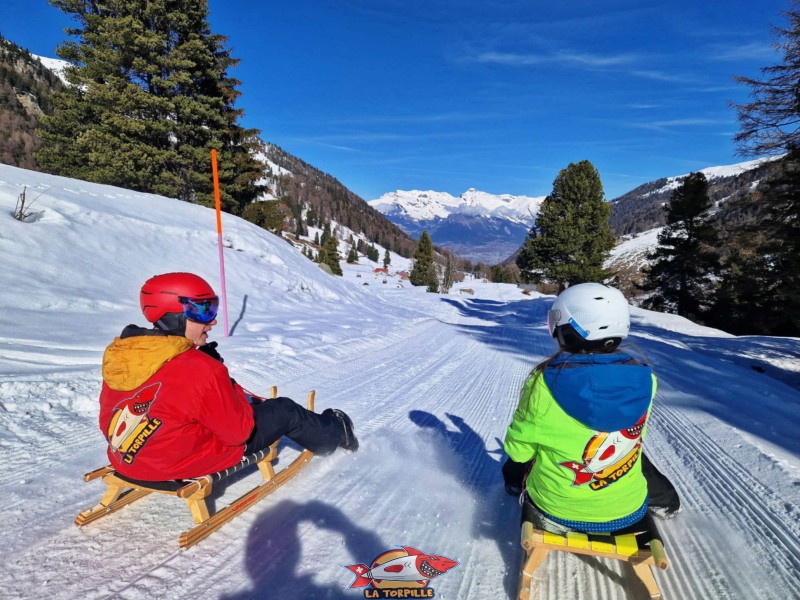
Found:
[332,111,511,125]
[628,69,689,83]
[628,117,732,132]
[708,41,778,62]
[290,130,476,146]
[471,50,636,67]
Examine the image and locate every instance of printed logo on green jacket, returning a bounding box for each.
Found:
[559,413,646,490]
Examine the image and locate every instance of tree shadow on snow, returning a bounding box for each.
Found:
[408,409,523,599]
[627,320,800,457]
[221,499,387,600]
[439,296,552,359]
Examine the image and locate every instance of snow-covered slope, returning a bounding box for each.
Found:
[370,189,544,264]
[1,164,799,600]
[33,54,70,84]
[637,156,782,200]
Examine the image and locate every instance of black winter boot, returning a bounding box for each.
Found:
[331,409,359,452]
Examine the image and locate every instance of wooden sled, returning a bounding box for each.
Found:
[517,513,669,600]
[76,387,315,548]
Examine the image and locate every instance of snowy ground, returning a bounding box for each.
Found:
[1,163,799,600]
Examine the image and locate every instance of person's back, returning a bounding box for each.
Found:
[503,283,658,533]
[99,324,254,480]
[507,350,654,531]
[98,272,358,484]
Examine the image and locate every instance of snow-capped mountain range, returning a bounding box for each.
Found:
[370,188,543,223]
[369,189,545,264]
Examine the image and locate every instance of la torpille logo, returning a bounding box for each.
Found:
[106,382,163,464]
[344,546,459,598]
[560,413,647,489]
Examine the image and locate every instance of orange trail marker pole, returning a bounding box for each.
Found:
[210,149,229,336]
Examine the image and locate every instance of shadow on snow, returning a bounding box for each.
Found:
[222,499,387,600]
[408,409,522,599]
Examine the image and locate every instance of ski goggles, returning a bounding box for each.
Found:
[178,296,219,324]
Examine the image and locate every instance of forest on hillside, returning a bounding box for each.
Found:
[0,35,64,169]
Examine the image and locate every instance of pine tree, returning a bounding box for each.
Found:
[640,172,720,320]
[347,246,358,264]
[440,253,455,293]
[241,200,286,233]
[516,160,614,290]
[711,152,800,335]
[366,243,379,262]
[410,230,438,292]
[306,207,317,228]
[755,151,800,335]
[709,249,772,334]
[320,222,332,246]
[37,0,262,212]
[322,234,343,275]
[383,248,391,268]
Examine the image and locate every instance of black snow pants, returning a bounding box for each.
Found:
[641,452,681,512]
[244,396,343,457]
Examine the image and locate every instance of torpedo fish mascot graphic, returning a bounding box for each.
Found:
[344,546,458,596]
[105,382,163,464]
[560,413,646,490]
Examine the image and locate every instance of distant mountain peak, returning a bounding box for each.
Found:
[369,189,544,226]
[369,188,545,264]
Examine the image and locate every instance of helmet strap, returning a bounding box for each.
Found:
[155,312,186,337]
[556,324,621,354]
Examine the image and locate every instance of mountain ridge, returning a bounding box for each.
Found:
[369,188,544,264]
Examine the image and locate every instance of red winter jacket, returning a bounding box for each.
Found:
[98,327,254,480]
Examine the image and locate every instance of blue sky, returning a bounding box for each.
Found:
[5,0,788,200]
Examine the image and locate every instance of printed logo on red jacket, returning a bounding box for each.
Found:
[560,413,646,490]
[344,545,458,598]
[106,382,163,464]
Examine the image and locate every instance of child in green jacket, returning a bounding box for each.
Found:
[503,283,679,534]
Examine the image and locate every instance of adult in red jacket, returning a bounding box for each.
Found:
[99,272,358,481]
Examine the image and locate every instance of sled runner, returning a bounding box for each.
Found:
[75,387,315,548]
[517,513,669,600]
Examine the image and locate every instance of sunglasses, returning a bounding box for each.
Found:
[178,296,219,324]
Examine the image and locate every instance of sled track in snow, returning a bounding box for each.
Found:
[650,403,800,600]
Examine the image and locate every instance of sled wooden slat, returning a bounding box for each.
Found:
[518,519,669,600]
[179,449,313,548]
[616,533,640,557]
[75,488,151,526]
[75,388,316,548]
[82,465,114,482]
[566,531,590,549]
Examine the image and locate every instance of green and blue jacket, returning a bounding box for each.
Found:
[504,351,657,528]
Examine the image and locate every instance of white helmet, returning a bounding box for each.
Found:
[547,283,630,350]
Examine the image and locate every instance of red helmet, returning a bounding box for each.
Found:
[140,273,216,323]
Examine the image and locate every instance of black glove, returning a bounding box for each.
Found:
[197,340,224,363]
[502,457,532,496]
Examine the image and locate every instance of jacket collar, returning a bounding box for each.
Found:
[102,332,193,391]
